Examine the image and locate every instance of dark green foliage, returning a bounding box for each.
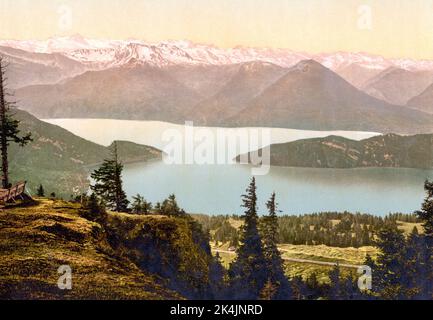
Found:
[209,253,227,299]
[131,194,152,215]
[373,228,409,299]
[0,58,32,188]
[289,272,332,300]
[155,194,186,217]
[259,279,279,300]
[229,178,268,299]
[108,195,218,299]
[196,211,415,248]
[326,265,363,300]
[411,180,433,299]
[261,192,291,299]
[91,142,129,212]
[304,272,325,300]
[364,182,433,300]
[339,276,364,300]
[193,214,240,247]
[229,230,239,248]
[365,227,429,300]
[276,211,408,247]
[416,180,433,235]
[328,264,342,300]
[106,214,216,299]
[405,231,432,299]
[214,220,238,244]
[80,193,107,225]
[291,276,308,300]
[36,184,45,197]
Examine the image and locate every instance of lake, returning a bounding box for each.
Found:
[122,161,433,216]
[44,119,379,149]
[44,119,433,216]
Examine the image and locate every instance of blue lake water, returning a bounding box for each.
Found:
[122,161,433,216]
[44,119,432,216]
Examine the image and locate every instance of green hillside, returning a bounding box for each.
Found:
[9,109,162,197]
[238,134,433,169]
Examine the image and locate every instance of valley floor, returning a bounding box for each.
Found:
[211,242,377,283]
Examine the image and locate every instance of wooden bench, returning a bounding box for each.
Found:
[0,181,27,204]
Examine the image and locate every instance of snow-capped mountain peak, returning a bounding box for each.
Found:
[1,35,433,72]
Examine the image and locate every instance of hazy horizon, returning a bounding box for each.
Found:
[2,0,433,60]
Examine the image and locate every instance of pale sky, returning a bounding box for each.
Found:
[1,0,433,59]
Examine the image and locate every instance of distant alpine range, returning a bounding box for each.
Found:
[2,35,433,134]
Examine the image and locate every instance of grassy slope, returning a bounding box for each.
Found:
[0,198,181,300]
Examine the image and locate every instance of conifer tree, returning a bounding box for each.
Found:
[37,184,45,197]
[413,180,433,299]
[131,194,152,214]
[305,272,321,299]
[259,279,279,300]
[91,142,129,212]
[371,228,408,299]
[159,194,185,216]
[328,264,342,300]
[364,253,375,270]
[229,177,268,299]
[404,230,432,299]
[365,181,433,300]
[231,232,240,247]
[261,192,291,299]
[209,253,227,299]
[416,180,433,235]
[0,57,32,188]
[291,276,308,300]
[81,193,107,224]
[340,276,362,300]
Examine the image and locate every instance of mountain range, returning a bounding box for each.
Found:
[237,134,433,169]
[362,67,433,106]
[2,36,433,134]
[223,60,433,133]
[4,35,433,73]
[407,83,433,114]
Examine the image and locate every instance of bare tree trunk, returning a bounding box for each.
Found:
[0,58,8,189]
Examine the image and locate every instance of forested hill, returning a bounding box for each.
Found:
[10,109,163,197]
[237,134,433,169]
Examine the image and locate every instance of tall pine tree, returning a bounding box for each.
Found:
[0,57,32,188]
[229,177,268,299]
[91,141,129,212]
[413,180,433,299]
[261,192,291,299]
[416,180,433,235]
[364,181,433,300]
